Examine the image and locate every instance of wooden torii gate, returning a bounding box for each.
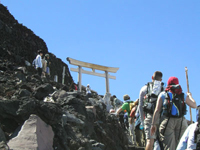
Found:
[67,57,119,93]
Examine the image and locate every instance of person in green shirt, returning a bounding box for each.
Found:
[116,94,137,145]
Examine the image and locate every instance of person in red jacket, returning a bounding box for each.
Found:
[130,99,145,146]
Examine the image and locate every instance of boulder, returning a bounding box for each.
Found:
[18,89,31,97]
[33,83,54,100]
[8,114,54,150]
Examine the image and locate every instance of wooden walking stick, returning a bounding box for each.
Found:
[185,67,192,123]
[68,81,74,92]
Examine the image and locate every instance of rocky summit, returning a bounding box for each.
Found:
[0,4,144,150]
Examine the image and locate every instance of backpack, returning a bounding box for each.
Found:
[129,101,136,111]
[114,98,123,108]
[143,82,164,114]
[195,106,200,149]
[194,123,200,149]
[162,92,187,117]
[32,59,36,67]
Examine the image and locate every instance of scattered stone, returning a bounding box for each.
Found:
[33,83,54,100]
[18,89,31,97]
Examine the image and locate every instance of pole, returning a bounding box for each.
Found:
[78,66,82,92]
[62,66,65,84]
[185,67,192,123]
[54,75,58,82]
[105,71,110,93]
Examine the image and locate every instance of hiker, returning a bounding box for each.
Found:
[112,95,123,110]
[42,56,47,77]
[35,50,43,76]
[138,71,164,150]
[130,99,145,146]
[124,112,129,131]
[74,83,78,91]
[151,76,197,150]
[110,95,124,128]
[44,54,51,77]
[116,94,137,145]
[176,105,200,150]
[134,100,146,147]
[86,84,92,98]
[129,99,139,125]
[110,96,115,108]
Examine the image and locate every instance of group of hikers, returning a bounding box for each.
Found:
[32,50,51,78]
[110,71,199,150]
[31,52,200,149]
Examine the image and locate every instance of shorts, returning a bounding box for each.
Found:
[144,114,159,139]
[159,116,188,150]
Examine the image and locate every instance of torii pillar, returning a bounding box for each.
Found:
[67,57,119,93]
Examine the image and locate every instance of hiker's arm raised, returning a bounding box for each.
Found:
[186,92,197,108]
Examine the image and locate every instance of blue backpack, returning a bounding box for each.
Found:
[163,92,186,117]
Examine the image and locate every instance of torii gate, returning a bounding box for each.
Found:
[67,57,119,93]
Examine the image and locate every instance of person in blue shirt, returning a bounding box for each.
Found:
[151,76,197,150]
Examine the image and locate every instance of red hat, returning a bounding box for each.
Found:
[167,77,179,85]
[166,76,182,94]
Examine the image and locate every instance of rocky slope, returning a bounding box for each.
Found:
[0,4,144,150]
[0,4,73,85]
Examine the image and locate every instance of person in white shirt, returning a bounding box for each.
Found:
[35,50,43,76]
[176,105,200,150]
[86,84,92,98]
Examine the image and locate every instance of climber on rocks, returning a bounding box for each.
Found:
[115,94,137,145]
[35,50,43,77]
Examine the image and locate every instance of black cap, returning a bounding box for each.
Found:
[38,49,43,54]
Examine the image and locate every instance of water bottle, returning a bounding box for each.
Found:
[140,123,144,130]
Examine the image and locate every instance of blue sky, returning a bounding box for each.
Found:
[2,0,200,122]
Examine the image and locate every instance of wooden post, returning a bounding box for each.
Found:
[105,71,110,93]
[185,67,192,123]
[54,75,58,82]
[78,66,82,92]
[62,66,65,84]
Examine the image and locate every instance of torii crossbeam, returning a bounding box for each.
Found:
[67,57,119,93]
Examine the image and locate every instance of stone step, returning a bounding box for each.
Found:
[128,145,145,150]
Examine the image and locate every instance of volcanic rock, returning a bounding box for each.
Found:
[0,3,144,150]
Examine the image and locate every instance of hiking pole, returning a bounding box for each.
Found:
[68,81,74,91]
[185,67,192,123]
